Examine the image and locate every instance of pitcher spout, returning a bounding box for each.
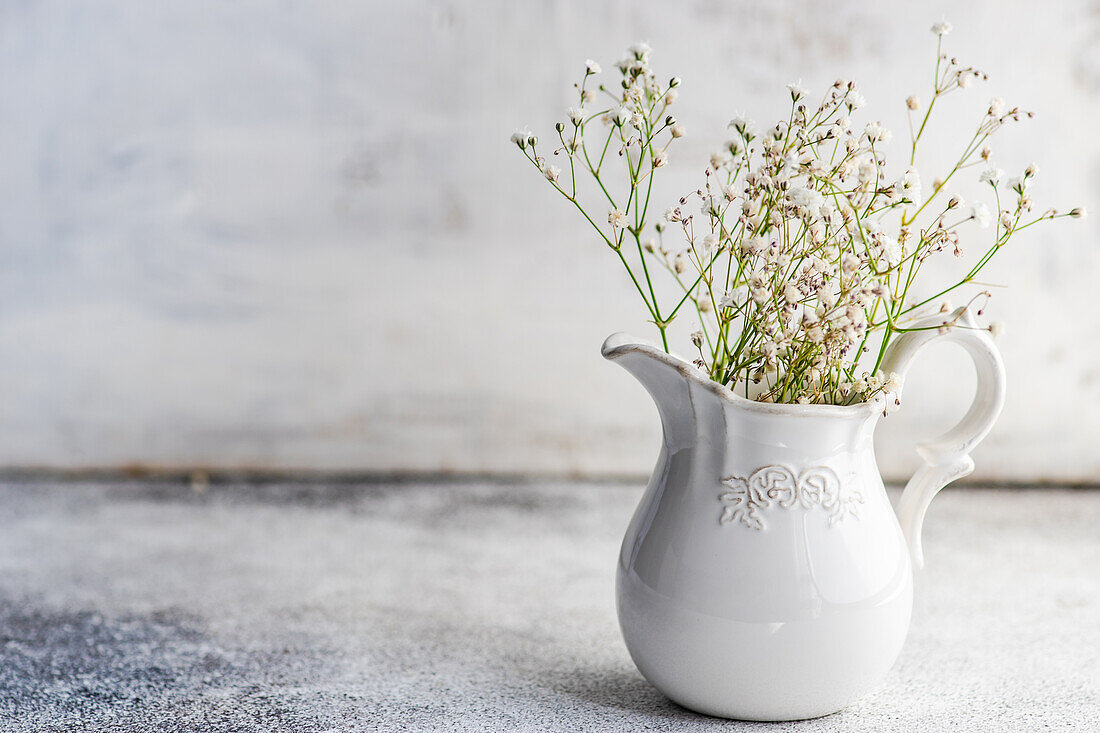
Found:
[602,332,882,451]
[601,333,700,447]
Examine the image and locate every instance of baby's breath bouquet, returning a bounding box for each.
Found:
[513,23,1082,408]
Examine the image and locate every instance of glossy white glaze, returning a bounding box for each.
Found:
[602,307,1005,721]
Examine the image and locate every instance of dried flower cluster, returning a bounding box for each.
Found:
[513,25,1082,408]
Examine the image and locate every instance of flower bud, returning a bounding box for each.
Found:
[555,122,565,133]
[669,77,681,88]
[665,114,676,127]
[1069,207,1087,219]
[906,95,920,111]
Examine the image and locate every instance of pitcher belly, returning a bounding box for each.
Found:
[616,561,913,721]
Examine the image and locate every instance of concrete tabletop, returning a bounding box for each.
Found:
[0,479,1096,732]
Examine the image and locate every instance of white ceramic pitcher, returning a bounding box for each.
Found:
[602,306,1005,721]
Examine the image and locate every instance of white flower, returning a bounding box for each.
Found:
[510,128,532,147]
[741,236,769,257]
[857,160,878,184]
[787,81,807,100]
[776,152,799,179]
[543,165,560,183]
[863,121,892,143]
[971,203,991,228]
[671,123,686,138]
[931,20,953,35]
[718,287,748,310]
[906,95,920,111]
[690,330,704,347]
[701,195,723,217]
[585,59,602,74]
[884,372,902,392]
[783,282,802,303]
[988,322,1005,338]
[789,186,824,214]
[652,150,668,168]
[568,107,584,125]
[1069,207,1087,219]
[989,97,1005,116]
[613,107,631,126]
[664,89,679,105]
[901,167,921,201]
[608,209,627,228]
[979,167,1003,186]
[628,41,651,58]
[664,207,680,223]
[957,70,974,88]
[846,90,866,110]
[700,234,720,257]
[880,235,902,266]
[582,89,596,104]
[728,115,755,136]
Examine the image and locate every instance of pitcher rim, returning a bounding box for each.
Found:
[602,332,880,419]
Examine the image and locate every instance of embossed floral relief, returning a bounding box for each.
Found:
[718,465,863,530]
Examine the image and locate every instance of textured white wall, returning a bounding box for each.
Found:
[0,1,1096,480]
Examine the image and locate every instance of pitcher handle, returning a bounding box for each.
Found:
[878,306,1006,570]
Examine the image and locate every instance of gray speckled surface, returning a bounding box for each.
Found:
[0,480,1096,732]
